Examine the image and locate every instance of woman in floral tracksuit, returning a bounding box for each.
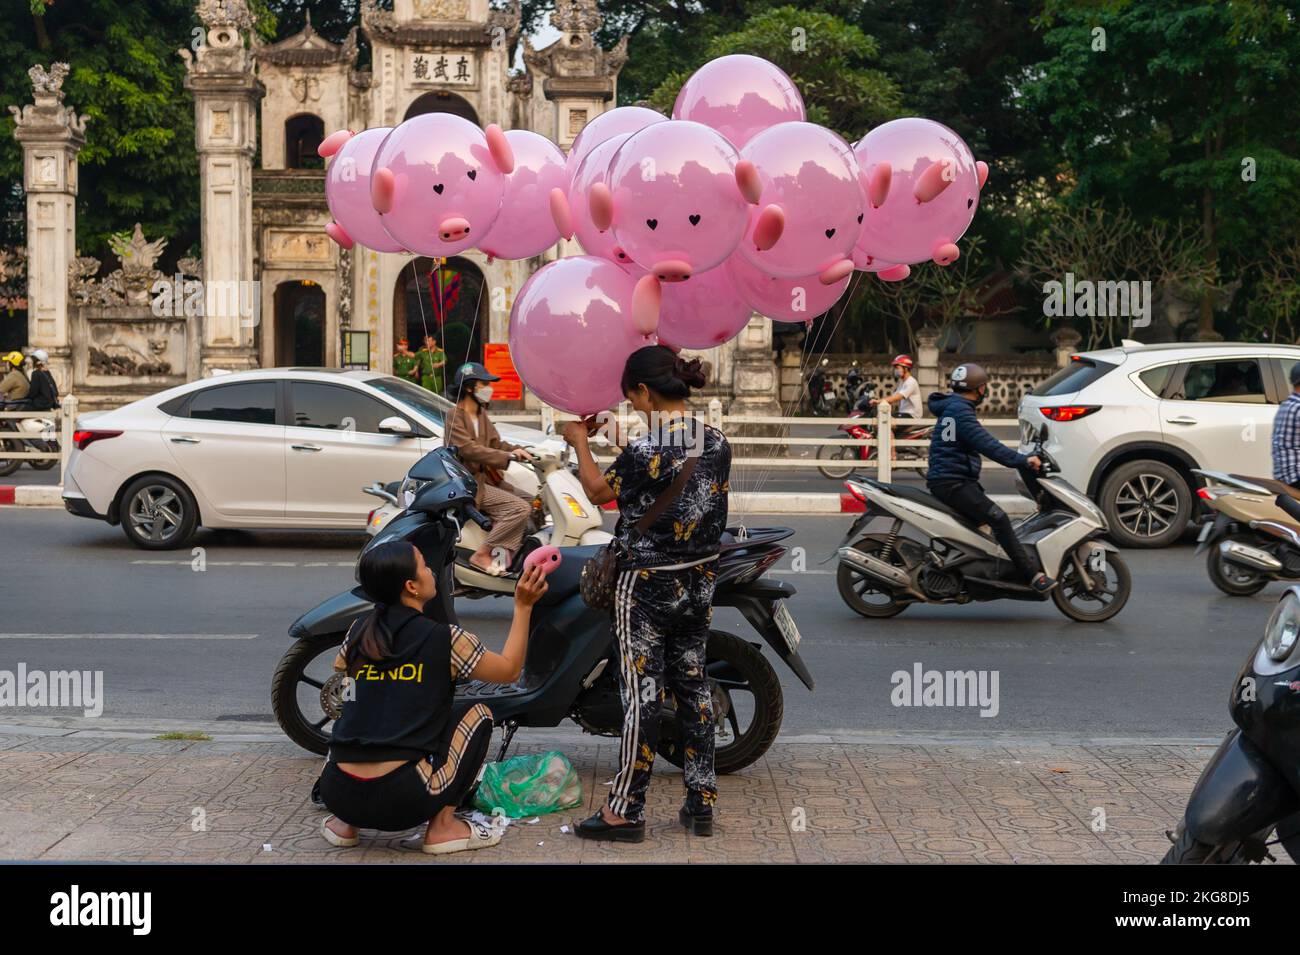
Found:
[563,345,731,842]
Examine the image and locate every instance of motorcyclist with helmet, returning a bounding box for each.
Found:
[927,362,1055,594]
[0,351,29,402]
[867,354,922,460]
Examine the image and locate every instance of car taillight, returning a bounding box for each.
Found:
[1039,406,1100,422]
[73,429,122,450]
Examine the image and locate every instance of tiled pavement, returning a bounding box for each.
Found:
[2,731,1267,864]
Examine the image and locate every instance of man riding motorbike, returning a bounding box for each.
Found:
[869,354,923,461]
[927,362,1055,593]
[0,351,29,402]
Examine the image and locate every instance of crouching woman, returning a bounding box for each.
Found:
[319,540,547,854]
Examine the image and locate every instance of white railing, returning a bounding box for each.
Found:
[494,398,1021,483]
[0,395,77,483]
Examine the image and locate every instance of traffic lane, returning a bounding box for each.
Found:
[0,509,1259,736]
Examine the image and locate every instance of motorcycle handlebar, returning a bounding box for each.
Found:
[464,505,494,531]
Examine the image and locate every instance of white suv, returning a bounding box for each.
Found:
[1017,342,1300,548]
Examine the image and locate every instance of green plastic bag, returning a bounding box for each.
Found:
[473,750,584,818]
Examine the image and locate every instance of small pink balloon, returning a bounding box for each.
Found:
[476,130,568,260]
[565,106,667,182]
[371,113,509,256]
[727,253,850,323]
[853,118,980,266]
[656,265,753,349]
[565,133,646,272]
[522,545,562,576]
[605,120,751,279]
[673,54,805,148]
[737,122,864,280]
[324,127,403,253]
[508,256,652,416]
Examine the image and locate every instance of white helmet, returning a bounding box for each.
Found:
[31,349,48,364]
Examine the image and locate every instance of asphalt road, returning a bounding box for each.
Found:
[0,506,1266,740]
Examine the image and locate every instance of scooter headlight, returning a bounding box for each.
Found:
[398,475,431,509]
[1263,590,1300,662]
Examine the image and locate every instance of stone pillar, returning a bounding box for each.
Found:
[915,324,941,395]
[726,315,784,450]
[8,63,87,391]
[1051,326,1083,368]
[181,0,265,375]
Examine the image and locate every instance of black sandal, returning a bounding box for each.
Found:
[575,808,646,843]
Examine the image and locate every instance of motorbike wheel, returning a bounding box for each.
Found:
[817,440,856,480]
[1052,550,1132,622]
[0,438,20,477]
[836,534,910,618]
[656,629,783,775]
[28,440,57,470]
[1160,824,1251,864]
[272,633,346,756]
[1206,534,1269,597]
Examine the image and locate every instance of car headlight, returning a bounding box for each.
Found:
[398,475,431,509]
[1263,590,1300,662]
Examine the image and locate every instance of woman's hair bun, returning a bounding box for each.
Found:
[673,355,708,389]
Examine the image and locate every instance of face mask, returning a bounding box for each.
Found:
[474,385,493,405]
[893,368,903,379]
[972,387,987,406]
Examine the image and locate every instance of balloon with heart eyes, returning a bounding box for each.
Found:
[734,121,866,289]
[549,132,647,275]
[852,117,988,268]
[367,112,515,257]
[318,128,404,253]
[582,120,782,337]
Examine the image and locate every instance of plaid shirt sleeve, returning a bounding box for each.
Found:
[449,625,487,682]
[1273,396,1300,485]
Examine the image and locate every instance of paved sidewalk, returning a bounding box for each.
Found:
[0,727,1251,864]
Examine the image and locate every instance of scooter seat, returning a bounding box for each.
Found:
[871,481,970,523]
[1228,474,1300,500]
[539,544,604,606]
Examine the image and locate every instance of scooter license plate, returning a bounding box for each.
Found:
[1196,522,1213,544]
[773,601,801,653]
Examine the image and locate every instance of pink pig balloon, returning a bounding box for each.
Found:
[522,545,562,576]
[370,113,513,257]
[736,122,865,284]
[508,256,652,416]
[565,105,667,182]
[727,253,850,323]
[657,265,753,350]
[673,54,805,148]
[853,118,980,266]
[476,130,568,260]
[322,127,404,253]
[557,133,647,273]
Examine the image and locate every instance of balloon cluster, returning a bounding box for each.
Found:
[319,53,989,415]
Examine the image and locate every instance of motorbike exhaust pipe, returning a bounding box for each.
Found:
[837,546,913,591]
[1219,540,1283,573]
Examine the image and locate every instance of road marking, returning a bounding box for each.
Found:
[0,633,260,640]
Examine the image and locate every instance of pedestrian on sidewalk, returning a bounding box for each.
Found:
[318,540,547,855]
[562,345,732,842]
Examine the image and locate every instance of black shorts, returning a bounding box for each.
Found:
[319,703,493,832]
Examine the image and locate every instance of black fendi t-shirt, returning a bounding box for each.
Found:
[329,605,486,763]
[603,417,731,570]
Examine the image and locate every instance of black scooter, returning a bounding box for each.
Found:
[1163,573,1300,863]
[272,447,814,774]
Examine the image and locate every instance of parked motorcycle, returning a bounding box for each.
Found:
[0,399,58,476]
[1161,585,1300,864]
[807,364,836,416]
[1195,469,1300,596]
[835,423,1131,622]
[272,447,813,773]
[817,388,932,480]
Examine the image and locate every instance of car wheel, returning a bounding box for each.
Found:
[119,474,198,550]
[1099,460,1192,548]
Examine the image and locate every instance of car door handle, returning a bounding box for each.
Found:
[291,443,322,452]
[1166,416,1198,425]
[168,436,201,444]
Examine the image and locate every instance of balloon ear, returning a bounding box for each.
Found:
[735,160,763,204]
[485,124,515,174]
[868,162,892,208]
[932,241,960,266]
[976,160,989,190]
[318,129,353,158]
[324,221,354,250]
[371,167,396,214]
[589,182,614,232]
[914,160,954,203]
[752,204,785,251]
[549,188,575,240]
[877,264,911,282]
[631,275,662,336]
[818,257,854,286]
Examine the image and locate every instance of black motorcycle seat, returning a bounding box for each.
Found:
[872,481,971,523]
[541,544,604,606]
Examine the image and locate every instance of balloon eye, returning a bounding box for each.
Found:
[967,197,973,208]
[467,170,477,181]
[433,184,444,194]
[646,218,658,230]
[825,228,836,239]
[857,213,863,224]
[688,214,701,226]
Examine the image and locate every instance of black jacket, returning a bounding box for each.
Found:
[926,392,1028,484]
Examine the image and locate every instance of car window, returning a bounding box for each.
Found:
[1271,358,1300,397]
[366,375,449,429]
[1137,364,1175,397]
[289,382,405,433]
[186,382,277,425]
[1173,359,1267,404]
[1032,357,1117,397]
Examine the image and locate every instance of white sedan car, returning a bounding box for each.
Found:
[62,368,557,549]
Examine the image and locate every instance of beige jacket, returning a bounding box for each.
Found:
[444,404,520,505]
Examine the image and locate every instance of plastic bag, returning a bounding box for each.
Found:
[472,750,583,818]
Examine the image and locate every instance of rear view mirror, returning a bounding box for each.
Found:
[379,416,413,436]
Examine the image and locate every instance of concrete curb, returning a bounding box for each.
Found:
[0,484,62,506]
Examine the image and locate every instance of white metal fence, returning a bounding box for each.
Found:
[0,395,77,483]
